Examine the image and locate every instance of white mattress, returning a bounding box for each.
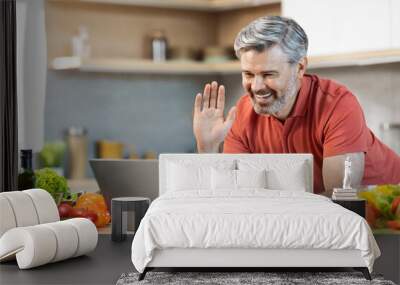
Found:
[131,190,380,273]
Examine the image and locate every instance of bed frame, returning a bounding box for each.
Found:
[138,154,371,281]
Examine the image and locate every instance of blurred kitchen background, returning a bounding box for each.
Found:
[17,0,400,189]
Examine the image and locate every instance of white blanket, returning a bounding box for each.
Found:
[131,190,380,273]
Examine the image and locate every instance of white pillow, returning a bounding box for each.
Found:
[211,169,267,190]
[237,169,267,189]
[266,166,307,191]
[167,160,235,191]
[238,159,308,191]
[211,168,236,190]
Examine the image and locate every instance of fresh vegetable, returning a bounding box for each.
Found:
[39,141,66,168]
[62,192,80,204]
[58,202,73,218]
[94,211,111,227]
[386,220,400,230]
[70,207,86,217]
[359,184,400,230]
[391,196,400,215]
[74,193,111,227]
[35,168,68,203]
[70,207,98,224]
[81,210,98,224]
[366,202,379,227]
[75,193,108,212]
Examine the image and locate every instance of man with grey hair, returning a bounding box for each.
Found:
[193,16,400,196]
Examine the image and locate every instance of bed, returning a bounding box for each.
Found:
[131,154,380,281]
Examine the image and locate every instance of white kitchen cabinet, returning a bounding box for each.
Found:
[282,0,399,56]
[392,0,400,48]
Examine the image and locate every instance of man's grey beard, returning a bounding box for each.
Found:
[252,71,298,115]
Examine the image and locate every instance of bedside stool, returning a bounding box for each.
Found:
[111,197,150,242]
[332,199,366,218]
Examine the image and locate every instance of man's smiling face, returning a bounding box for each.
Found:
[240,45,301,119]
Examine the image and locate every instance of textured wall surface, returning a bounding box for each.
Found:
[45,71,219,159]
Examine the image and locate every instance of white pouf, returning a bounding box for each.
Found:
[0,189,98,269]
[0,191,39,227]
[23,189,60,224]
[0,218,97,269]
[0,196,17,237]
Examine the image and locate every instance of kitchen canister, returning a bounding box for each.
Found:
[66,127,88,179]
[150,30,167,62]
[96,140,124,159]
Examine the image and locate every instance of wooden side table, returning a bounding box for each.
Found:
[332,199,366,218]
[111,197,150,242]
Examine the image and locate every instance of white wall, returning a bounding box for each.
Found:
[392,0,400,47]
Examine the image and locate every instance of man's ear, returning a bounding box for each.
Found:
[297,57,308,79]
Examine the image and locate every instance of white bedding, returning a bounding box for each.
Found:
[131,190,380,273]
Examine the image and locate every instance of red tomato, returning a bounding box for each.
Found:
[81,210,98,224]
[366,203,378,227]
[386,220,400,230]
[391,197,400,214]
[58,203,73,219]
[74,193,111,227]
[70,207,87,218]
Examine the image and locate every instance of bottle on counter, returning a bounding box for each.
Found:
[150,30,167,62]
[66,127,88,179]
[18,149,35,190]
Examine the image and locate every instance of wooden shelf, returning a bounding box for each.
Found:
[308,49,400,69]
[51,57,241,75]
[46,1,280,63]
[79,0,281,11]
[51,49,400,75]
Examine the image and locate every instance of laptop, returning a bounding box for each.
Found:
[89,159,159,209]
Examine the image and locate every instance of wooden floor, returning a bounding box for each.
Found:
[0,235,134,285]
[1,233,398,284]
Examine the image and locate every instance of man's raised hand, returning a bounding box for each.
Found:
[193,81,236,153]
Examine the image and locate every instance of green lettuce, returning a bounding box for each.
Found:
[35,168,68,203]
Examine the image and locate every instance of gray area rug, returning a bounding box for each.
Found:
[116,271,396,285]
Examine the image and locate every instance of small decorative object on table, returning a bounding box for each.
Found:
[111,197,150,242]
[332,156,359,200]
[332,156,366,217]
